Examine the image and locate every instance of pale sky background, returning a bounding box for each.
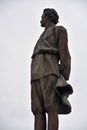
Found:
[0,0,87,130]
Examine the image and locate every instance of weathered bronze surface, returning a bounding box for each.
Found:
[31,8,73,130]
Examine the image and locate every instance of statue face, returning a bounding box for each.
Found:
[40,13,48,27]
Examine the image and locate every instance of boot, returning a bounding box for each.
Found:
[35,113,46,130]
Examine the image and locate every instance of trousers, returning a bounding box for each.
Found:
[31,75,59,130]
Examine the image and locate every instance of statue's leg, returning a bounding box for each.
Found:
[35,113,46,130]
[31,80,46,130]
[40,75,59,130]
[48,111,59,130]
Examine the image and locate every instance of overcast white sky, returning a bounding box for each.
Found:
[0,0,87,130]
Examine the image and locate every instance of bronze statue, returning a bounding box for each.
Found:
[31,8,73,130]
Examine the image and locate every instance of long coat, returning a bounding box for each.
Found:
[31,25,73,114]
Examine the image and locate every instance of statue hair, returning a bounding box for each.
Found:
[43,8,59,25]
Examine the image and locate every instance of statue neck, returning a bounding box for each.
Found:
[45,21,55,30]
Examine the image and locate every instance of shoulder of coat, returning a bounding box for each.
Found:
[55,25,67,32]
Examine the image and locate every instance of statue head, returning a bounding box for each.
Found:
[40,8,59,27]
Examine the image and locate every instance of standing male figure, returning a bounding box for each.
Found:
[31,8,73,130]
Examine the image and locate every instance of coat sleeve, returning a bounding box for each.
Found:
[58,27,71,80]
